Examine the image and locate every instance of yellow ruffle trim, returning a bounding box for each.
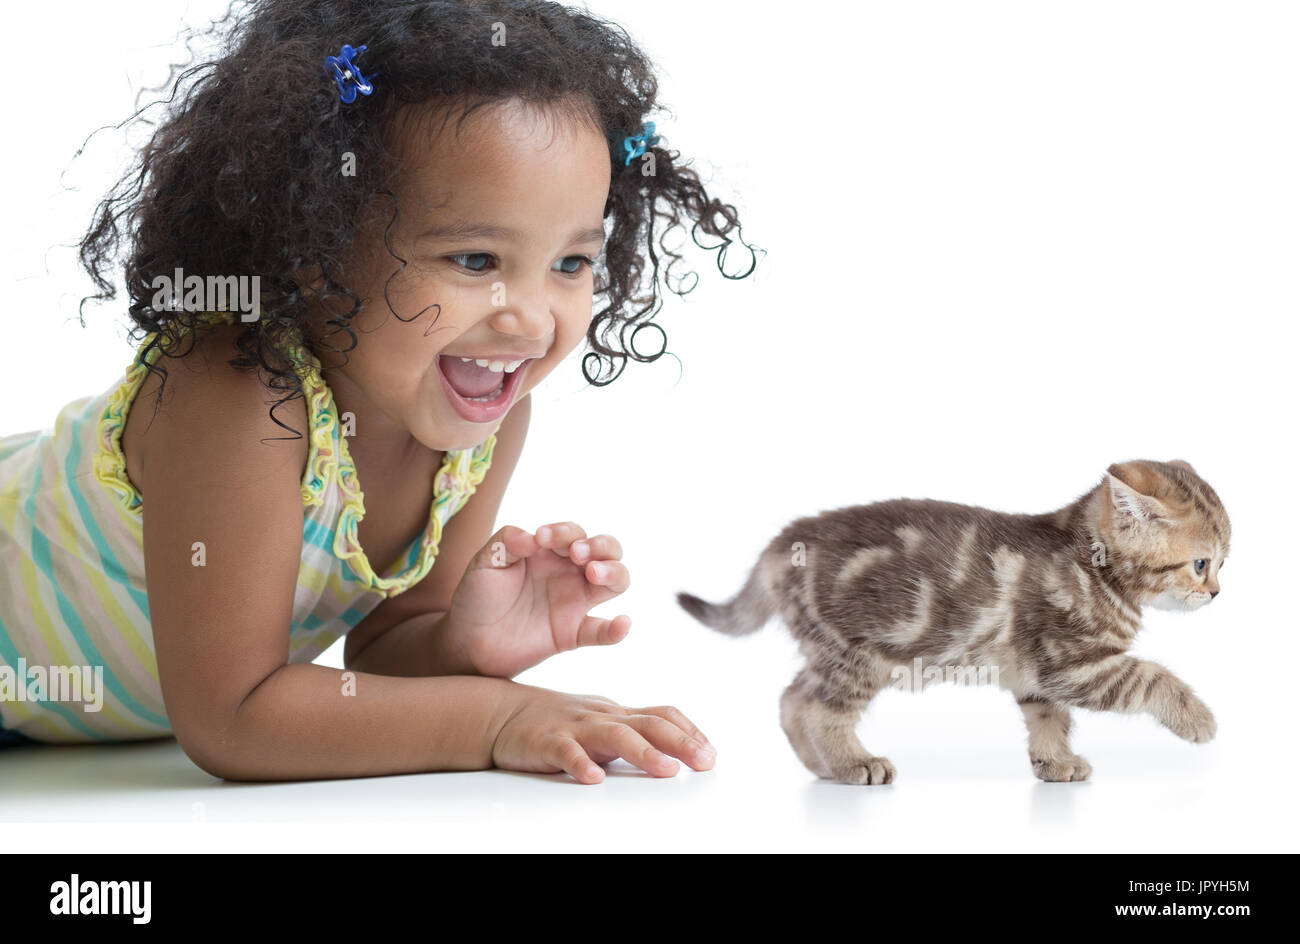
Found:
[94,360,150,516]
[94,309,498,598]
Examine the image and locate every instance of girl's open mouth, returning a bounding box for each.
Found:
[436,355,529,423]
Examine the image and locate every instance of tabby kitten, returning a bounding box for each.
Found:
[678,459,1229,784]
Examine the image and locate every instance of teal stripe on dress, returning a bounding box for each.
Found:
[302,515,338,557]
[64,405,151,618]
[292,606,365,636]
[298,613,324,632]
[34,414,171,730]
[0,615,115,742]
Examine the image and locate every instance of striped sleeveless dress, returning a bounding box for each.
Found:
[0,311,496,745]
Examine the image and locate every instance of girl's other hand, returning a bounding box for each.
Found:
[444,522,632,678]
[491,685,717,783]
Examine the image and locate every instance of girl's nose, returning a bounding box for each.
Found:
[489,296,552,341]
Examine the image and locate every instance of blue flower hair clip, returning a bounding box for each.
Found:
[324,43,376,104]
[622,121,660,166]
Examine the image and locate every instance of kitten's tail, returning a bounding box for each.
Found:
[677,558,775,636]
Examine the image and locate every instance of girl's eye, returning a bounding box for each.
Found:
[447,254,592,275]
[449,253,493,273]
[1193,559,1208,575]
[552,255,593,275]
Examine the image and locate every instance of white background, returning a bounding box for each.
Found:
[1,0,1296,852]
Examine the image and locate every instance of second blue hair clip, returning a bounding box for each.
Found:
[623,121,660,166]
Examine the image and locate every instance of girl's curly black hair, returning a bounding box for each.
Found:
[77,0,761,441]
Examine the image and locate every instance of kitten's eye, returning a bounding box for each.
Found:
[552,255,593,275]
[1193,559,1208,575]
[449,253,493,273]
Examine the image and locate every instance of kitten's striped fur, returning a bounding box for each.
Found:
[678,459,1229,784]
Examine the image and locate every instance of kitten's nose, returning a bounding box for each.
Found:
[1210,590,1219,599]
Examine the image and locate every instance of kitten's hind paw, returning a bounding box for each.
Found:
[1031,753,1092,782]
[828,754,896,785]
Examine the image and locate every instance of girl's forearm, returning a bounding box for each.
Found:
[346,611,477,677]
[193,664,524,781]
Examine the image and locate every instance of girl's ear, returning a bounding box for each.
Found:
[1105,462,1171,523]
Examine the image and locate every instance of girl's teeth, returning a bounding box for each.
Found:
[459,357,525,373]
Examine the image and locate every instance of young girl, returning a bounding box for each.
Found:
[0,0,757,783]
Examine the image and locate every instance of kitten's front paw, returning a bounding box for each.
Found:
[1163,694,1216,743]
[827,754,896,785]
[1032,753,1092,782]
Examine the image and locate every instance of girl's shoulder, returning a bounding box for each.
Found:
[123,318,311,509]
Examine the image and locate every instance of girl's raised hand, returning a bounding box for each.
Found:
[443,522,633,678]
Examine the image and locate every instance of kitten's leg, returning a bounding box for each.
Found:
[1016,695,1092,782]
[1044,655,1216,743]
[780,656,895,785]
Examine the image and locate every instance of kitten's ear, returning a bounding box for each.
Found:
[1105,462,1171,523]
[1167,459,1197,474]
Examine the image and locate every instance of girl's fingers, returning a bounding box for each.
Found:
[574,613,631,648]
[584,559,630,593]
[589,722,680,778]
[568,534,623,563]
[634,704,714,750]
[534,707,713,784]
[623,713,717,770]
[475,525,541,568]
[543,734,604,784]
[534,522,588,557]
